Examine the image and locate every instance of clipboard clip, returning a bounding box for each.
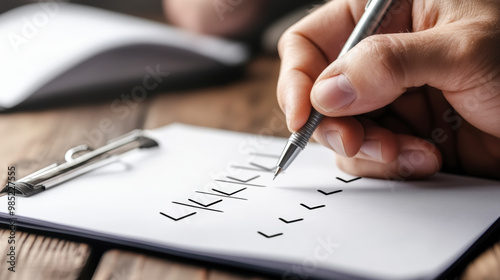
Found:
[0,130,159,197]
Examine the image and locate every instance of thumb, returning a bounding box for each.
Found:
[310,29,458,116]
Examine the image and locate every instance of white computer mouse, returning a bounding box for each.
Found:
[0,3,249,110]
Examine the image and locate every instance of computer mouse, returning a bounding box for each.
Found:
[0,3,249,110]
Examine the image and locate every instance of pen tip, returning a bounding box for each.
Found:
[273,167,282,180]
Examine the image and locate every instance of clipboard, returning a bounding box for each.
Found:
[0,130,158,197]
[1,123,499,280]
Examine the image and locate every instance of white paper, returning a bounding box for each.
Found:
[1,124,499,280]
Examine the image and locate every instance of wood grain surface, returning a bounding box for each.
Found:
[0,229,91,280]
[0,57,498,280]
[92,250,271,280]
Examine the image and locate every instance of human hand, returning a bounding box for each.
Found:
[277,0,500,180]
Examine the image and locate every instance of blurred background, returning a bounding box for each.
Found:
[0,0,323,51]
[0,1,164,20]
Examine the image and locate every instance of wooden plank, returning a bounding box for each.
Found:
[92,250,207,280]
[0,229,91,280]
[144,57,289,138]
[92,249,272,280]
[0,100,149,181]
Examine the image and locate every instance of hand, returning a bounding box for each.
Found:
[277,0,500,180]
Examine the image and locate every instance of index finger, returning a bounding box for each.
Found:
[277,0,365,131]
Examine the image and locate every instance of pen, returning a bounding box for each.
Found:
[274,0,394,179]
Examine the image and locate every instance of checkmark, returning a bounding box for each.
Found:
[226,175,260,183]
[215,179,265,188]
[212,187,246,196]
[188,199,222,208]
[195,191,247,201]
[279,217,304,224]
[318,189,343,196]
[249,162,275,172]
[336,177,361,183]
[230,162,275,173]
[159,212,196,221]
[300,203,325,210]
[172,202,223,213]
[258,231,283,238]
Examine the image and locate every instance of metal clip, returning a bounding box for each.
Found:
[0,130,158,197]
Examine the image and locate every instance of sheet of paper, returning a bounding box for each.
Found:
[1,124,499,280]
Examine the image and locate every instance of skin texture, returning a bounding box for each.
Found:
[277,0,500,180]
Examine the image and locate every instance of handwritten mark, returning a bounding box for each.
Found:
[160,211,196,221]
[300,203,325,210]
[249,162,276,172]
[215,179,265,188]
[172,202,223,213]
[188,198,222,208]
[195,191,247,201]
[258,231,283,238]
[318,189,343,196]
[226,175,260,183]
[231,162,276,173]
[279,218,304,224]
[212,187,246,196]
[336,177,361,183]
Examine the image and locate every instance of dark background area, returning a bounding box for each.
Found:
[0,0,164,20]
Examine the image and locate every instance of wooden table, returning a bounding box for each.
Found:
[0,57,499,280]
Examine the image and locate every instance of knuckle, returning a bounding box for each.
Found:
[446,22,500,88]
[453,30,482,62]
[359,35,406,88]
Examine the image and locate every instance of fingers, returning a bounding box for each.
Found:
[314,117,399,161]
[277,0,364,132]
[337,134,442,179]
[310,28,460,117]
[312,117,364,157]
[313,117,441,179]
[277,0,412,132]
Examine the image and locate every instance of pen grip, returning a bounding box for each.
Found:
[290,109,324,149]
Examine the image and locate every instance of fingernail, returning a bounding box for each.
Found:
[398,150,439,177]
[360,140,382,161]
[312,74,356,112]
[324,130,346,156]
